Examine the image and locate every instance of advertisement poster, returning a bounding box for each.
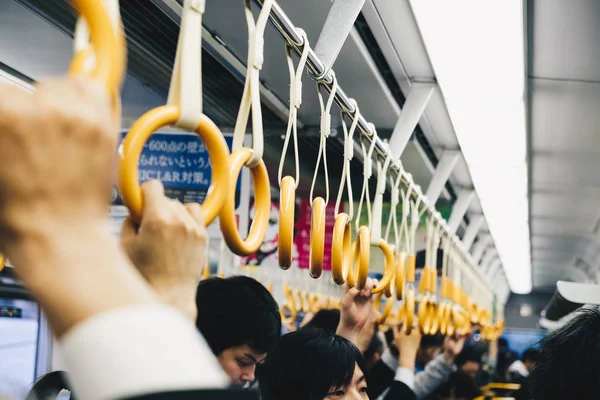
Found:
[110,132,239,238]
[241,198,342,271]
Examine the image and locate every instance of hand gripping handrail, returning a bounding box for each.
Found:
[307,75,338,279]
[277,29,310,269]
[219,0,273,255]
[117,0,230,226]
[331,100,359,285]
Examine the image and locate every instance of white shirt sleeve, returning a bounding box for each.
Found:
[395,367,415,390]
[381,348,398,371]
[59,305,229,400]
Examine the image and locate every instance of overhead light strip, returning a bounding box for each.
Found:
[410,0,531,294]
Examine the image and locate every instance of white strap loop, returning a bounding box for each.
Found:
[233,0,273,167]
[334,100,360,218]
[384,169,403,248]
[278,29,309,189]
[371,149,392,244]
[409,194,421,254]
[355,130,378,233]
[166,0,204,130]
[309,74,339,205]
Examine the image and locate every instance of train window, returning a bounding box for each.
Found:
[0,298,40,400]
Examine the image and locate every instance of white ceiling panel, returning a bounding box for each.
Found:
[532,217,594,236]
[532,153,600,187]
[531,0,600,81]
[531,79,600,153]
[532,192,600,219]
[530,0,600,288]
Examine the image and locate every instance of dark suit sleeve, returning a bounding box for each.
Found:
[122,388,260,400]
[382,380,417,400]
[367,359,396,399]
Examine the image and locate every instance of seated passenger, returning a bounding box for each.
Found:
[195,276,281,386]
[530,308,600,400]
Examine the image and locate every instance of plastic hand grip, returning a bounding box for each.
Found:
[280,301,296,326]
[220,147,271,256]
[117,105,230,226]
[278,176,296,270]
[69,0,124,91]
[309,197,326,279]
[373,293,393,324]
[418,266,431,294]
[372,240,395,295]
[407,254,416,283]
[399,289,415,334]
[331,213,352,285]
[395,252,406,301]
[347,226,370,290]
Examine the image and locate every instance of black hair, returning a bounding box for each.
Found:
[384,327,400,357]
[364,333,384,362]
[530,308,600,400]
[454,345,482,367]
[497,337,508,349]
[259,328,368,400]
[429,371,481,399]
[521,347,539,364]
[303,309,341,333]
[195,276,281,355]
[421,333,444,349]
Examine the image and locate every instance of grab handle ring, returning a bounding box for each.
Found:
[220,148,271,255]
[117,106,230,225]
[68,0,123,91]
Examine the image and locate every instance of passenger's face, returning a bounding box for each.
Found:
[324,364,369,400]
[460,361,480,378]
[218,345,266,386]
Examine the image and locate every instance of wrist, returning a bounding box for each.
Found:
[12,224,158,337]
[443,350,456,364]
[336,324,360,345]
[154,284,198,322]
[399,353,417,370]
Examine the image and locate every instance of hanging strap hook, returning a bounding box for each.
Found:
[233,0,274,167]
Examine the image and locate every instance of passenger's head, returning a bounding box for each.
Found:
[364,332,384,368]
[417,334,444,366]
[304,309,341,333]
[430,371,481,400]
[497,337,509,351]
[259,328,369,400]
[530,308,600,400]
[521,347,539,372]
[195,276,281,386]
[454,345,482,378]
